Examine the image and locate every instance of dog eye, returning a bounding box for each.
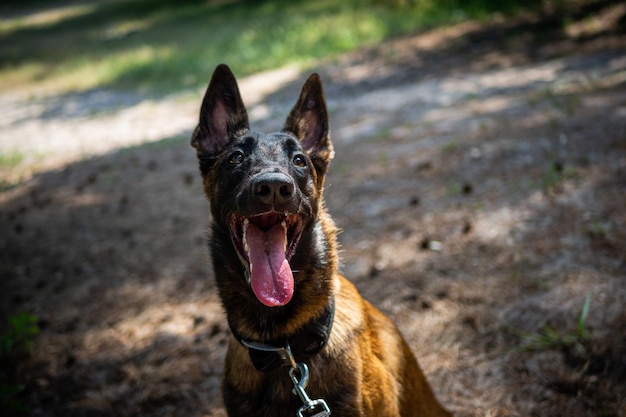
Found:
[229,151,244,165]
[293,154,306,167]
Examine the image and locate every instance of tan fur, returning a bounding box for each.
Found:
[220,276,452,416]
[192,64,451,417]
[220,213,451,416]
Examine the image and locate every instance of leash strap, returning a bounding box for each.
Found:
[230,306,334,416]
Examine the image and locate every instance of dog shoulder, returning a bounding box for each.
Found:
[330,274,403,346]
[327,275,366,349]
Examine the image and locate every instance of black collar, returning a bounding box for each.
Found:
[228,298,335,373]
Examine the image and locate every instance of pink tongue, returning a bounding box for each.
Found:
[245,221,294,307]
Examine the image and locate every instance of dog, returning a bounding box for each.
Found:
[191,64,451,417]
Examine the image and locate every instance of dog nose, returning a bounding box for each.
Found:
[252,172,295,206]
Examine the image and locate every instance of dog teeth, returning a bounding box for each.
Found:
[281,220,288,252]
[242,218,251,284]
[242,218,250,250]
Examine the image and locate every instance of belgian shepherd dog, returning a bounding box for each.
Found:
[191,64,451,417]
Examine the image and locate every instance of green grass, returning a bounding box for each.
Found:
[442,140,460,153]
[446,179,461,195]
[0,0,547,95]
[0,150,26,190]
[586,218,613,242]
[0,150,24,169]
[1,312,40,415]
[514,292,592,352]
[1,312,40,356]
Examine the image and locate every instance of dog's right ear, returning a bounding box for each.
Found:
[283,73,334,177]
[191,64,249,156]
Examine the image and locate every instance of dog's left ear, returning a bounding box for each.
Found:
[284,73,334,172]
[191,64,249,156]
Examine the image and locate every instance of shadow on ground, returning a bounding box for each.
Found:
[1,4,626,416]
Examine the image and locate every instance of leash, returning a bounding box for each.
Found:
[239,341,331,417]
[286,344,332,417]
[229,300,335,416]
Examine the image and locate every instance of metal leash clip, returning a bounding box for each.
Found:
[289,362,331,417]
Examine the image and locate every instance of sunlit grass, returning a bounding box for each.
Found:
[0,150,24,169]
[60,45,177,92]
[0,3,95,34]
[0,0,547,95]
[0,150,27,191]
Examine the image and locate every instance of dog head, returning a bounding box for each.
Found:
[191,64,334,308]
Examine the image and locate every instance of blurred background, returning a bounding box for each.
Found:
[0,0,550,95]
[1,1,625,416]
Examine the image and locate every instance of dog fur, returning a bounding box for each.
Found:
[191,64,451,417]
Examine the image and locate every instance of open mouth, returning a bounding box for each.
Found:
[229,212,304,307]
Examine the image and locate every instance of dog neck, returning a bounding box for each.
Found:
[228,297,335,372]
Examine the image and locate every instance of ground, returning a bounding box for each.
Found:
[1,5,626,417]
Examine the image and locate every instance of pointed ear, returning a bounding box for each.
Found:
[283,73,334,169]
[191,64,249,155]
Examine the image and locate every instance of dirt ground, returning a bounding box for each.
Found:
[1,3,626,417]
